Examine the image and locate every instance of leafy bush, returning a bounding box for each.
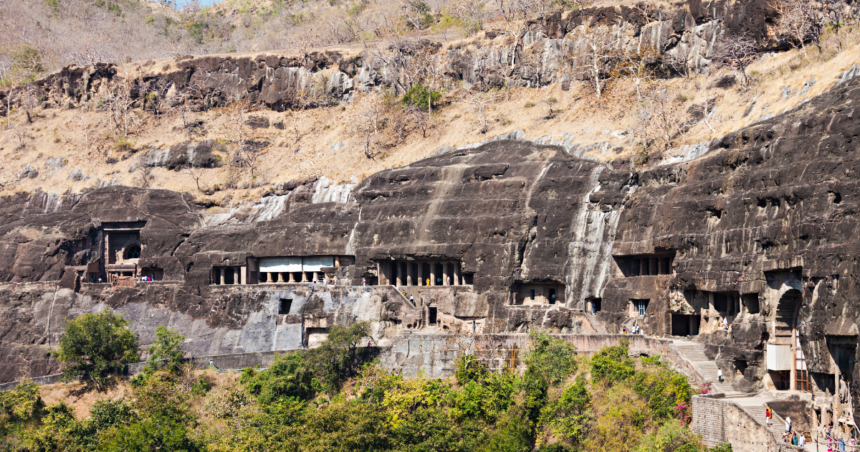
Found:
[191,375,213,396]
[243,353,315,403]
[633,366,694,422]
[55,309,140,390]
[590,338,634,385]
[23,403,77,451]
[710,443,733,452]
[636,419,707,452]
[454,353,488,385]
[0,379,44,426]
[544,376,592,445]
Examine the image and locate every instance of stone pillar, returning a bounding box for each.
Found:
[658,258,665,275]
[453,262,460,286]
[302,272,308,283]
[406,262,414,286]
[430,265,436,286]
[335,256,341,267]
[289,273,296,283]
[232,267,239,285]
[418,263,424,286]
[442,263,449,286]
[639,259,647,276]
[395,261,402,287]
[650,258,657,276]
[104,233,111,265]
[276,272,283,283]
[219,267,225,285]
[241,267,247,285]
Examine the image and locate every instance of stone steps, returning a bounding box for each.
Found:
[585,314,608,334]
[672,342,737,395]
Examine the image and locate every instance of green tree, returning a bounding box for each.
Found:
[523,329,578,386]
[144,326,186,375]
[55,309,140,390]
[307,321,372,394]
[402,83,441,112]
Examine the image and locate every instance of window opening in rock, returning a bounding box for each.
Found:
[633,299,649,317]
[742,294,760,314]
[462,273,474,285]
[548,288,556,304]
[279,298,292,315]
[428,307,438,325]
[530,289,535,301]
[224,269,235,285]
[125,244,141,259]
[587,298,602,314]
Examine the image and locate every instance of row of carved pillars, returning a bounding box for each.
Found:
[215,266,245,285]
[259,271,326,284]
[379,261,462,287]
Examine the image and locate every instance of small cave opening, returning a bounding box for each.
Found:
[428,307,438,325]
[705,207,724,219]
[828,191,842,204]
[279,298,293,315]
[733,357,748,376]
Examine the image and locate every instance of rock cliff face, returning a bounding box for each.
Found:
[2,0,807,115]
[1,66,860,424]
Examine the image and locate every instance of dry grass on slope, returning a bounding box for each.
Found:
[1,26,858,207]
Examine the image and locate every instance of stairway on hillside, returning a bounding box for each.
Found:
[673,339,815,451]
[672,340,740,396]
[585,313,608,334]
[735,398,817,451]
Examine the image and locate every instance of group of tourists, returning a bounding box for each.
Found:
[621,325,642,335]
[767,405,857,451]
[822,424,857,451]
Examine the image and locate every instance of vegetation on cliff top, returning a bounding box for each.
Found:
[1,315,730,451]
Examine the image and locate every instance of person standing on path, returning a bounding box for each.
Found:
[786,416,792,433]
[766,406,772,426]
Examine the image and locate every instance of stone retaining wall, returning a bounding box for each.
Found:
[692,394,803,451]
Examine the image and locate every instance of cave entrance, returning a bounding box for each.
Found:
[734,358,748,377]
[511,282,566,305]
[428,307,438,325]
[586,298,602,314]
[671,314,700,336]
[768,289,809,391]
